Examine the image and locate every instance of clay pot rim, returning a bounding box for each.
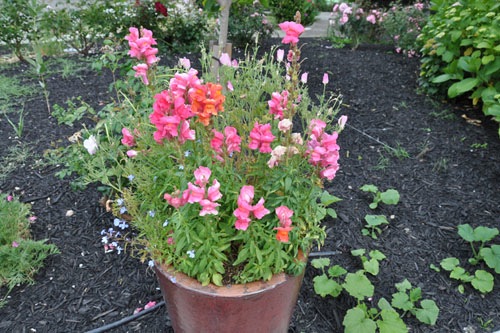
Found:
[154,250,307,298]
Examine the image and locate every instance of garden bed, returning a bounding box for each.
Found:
[0,38,499,332]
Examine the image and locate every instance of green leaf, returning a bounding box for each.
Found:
[440,257,459,271]
[432,74,452,83]
[380,189,400,205]
[457,224,475,242]
[369,202,378,209]
[343,307,377,333]
[377,309,408,333]
[409,288,422,303]
[430,263,440,272]
[471,270,494,293]
[311,258,330,269]
[351,249,366,257]
[327,208,337,218]
[369,250,386,261]
[482,55,495,65]
[457,224,475,243]
[364,215,389,227]
[377,297,394,311]
[363,259,380,276]
[450,266,472,282]
[391,292,413,311]
[473,226,499,243]
[343,271,374,300]
[360,184,378,193]
[448,78,480,98]
[212,273,223,286]
[320,191,342,205]
[415,300,439,325]
[395,279,412,292]
[313,275,343,297]
[328,265,348,278]
[480,245,500,273]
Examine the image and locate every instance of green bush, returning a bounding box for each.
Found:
[418,0,500,135]
[268,0,320,26]
[0,0,47,61]
[228,2,274,48]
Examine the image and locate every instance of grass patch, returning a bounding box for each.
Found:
[0,74,34,113]
[0,143,32,182]
[0,194,59,307]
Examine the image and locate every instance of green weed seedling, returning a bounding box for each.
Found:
[312,250,438,333]
[52,97,95,127]
[362,215,389,239]
[360,185,400,209]
[434,224,499,294]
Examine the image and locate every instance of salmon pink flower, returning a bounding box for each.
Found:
[194,166,211,187]
[121,128,136,147]
[233,185,270,230]
[276,206,293,228]
[248,122,275,153]
[278,21,305,45]
[133,63,149,85]
[164,190,188,208]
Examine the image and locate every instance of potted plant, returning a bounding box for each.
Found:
[80,15,346,332]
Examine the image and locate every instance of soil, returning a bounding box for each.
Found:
[0,38,499,333]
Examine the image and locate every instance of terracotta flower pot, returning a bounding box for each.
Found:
[154,252,306,333]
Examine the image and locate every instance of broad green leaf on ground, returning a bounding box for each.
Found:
[378,297,394,311]
[365,215,389,226]
[313,274,342,297]
[377,309,408,333]
[395,279,412,291]
[343,307,377,333]
[415,300,439,325]
[480,245,500,273]
[471,270,494,293]
[311,258,330,269]
[328,265,347,278]
[457,224,475,242]
[343,271,374,300]
[473,226,499,243]
[351,249,366,257]
[409,287,422,303]
[391,291,413,312]
[363,258,380,276]
[360,184,378,193]
[440,257,460,271]
[450,266,473,282]
[369,250,386,261]
[380,189,400,205]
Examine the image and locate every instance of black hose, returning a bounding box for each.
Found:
[84,301,165,333]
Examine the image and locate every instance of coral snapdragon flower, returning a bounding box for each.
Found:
[121,128,136,147]
[278,21,305,45]
[189,83,225,125]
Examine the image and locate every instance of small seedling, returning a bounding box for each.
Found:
[320,191,342,219]
[470,142,488,149]
[362,215,389,239]
[360,184,400,209]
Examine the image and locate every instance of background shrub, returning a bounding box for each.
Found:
[228,2,274,48]
[268,0,320,26]
[418,0,500,134]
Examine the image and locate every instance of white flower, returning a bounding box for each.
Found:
[83,135,98,155]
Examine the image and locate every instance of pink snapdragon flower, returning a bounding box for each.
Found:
[366,14,377,24]
[194,166,211,187]
[121,128,136,147]
[307,119,341,181]
[164,190,189,209]
[248,122,275,153]
[322,73,329,84]
[278,21,305,45]
[233,186,270,230]
[268,90,289,120]
[338,115,348,130]
[278,119,293,133]
[133,63,149,85]
[125,27,158,66]
[276,206,293,228]
[210,127,241,161]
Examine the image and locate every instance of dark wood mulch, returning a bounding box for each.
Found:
[0,38,499,332]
